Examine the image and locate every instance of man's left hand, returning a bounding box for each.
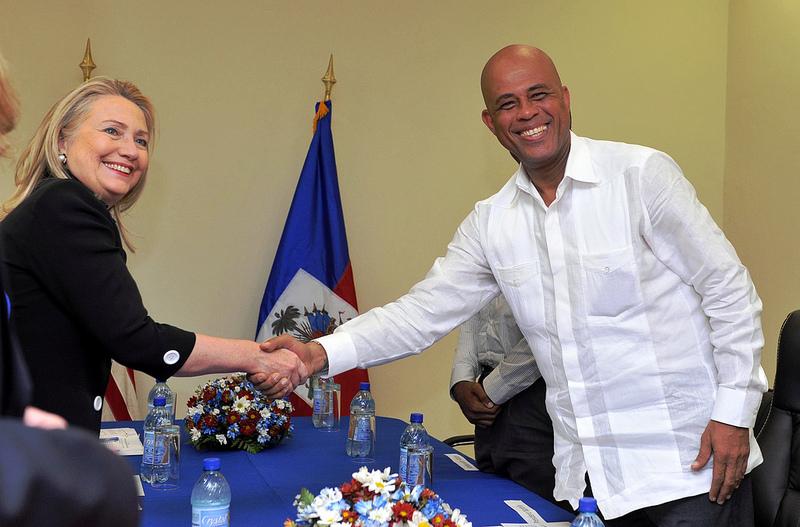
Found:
[691,419,750,504]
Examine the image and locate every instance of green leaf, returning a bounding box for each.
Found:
[298,488,315,507]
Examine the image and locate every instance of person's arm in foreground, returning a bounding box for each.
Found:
[0,418,138,527]
[641,152,766,504]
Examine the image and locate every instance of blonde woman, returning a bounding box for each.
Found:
[0,77,304,431]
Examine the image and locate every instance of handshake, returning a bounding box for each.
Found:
[246,335,329,398]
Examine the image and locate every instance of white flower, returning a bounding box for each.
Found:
[189,428,201,441]
[233,396,251,413]
[186,405,203,417]
[408,511,432,527]
[366,473,397,495]
[357,467,397,495]
[274,399,287,410]
[352,466,372,484]
[215,434,227,445]
[367,503,393,523]
[450,509,471,527]
[212,408,220,415]
[316,508,342,525]
[310,487,340,510]
[260,408,272,419]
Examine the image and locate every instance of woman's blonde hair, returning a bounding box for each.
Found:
[0,53,20,155]
[1,76,156,250]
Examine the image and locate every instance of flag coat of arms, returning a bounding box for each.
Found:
[256,101,368,415]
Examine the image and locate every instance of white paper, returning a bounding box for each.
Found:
[133,475,144,496]
[99,427,144,456]
[445,453,479,471]
[504,500,547,525]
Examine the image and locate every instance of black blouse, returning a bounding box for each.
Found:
[0,177,195,431]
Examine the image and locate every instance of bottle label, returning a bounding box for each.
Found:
[142,430,156,464]
[398,446,408,480]
[312,392,322,414]
[142,430,169,465]
[192,506,229,527]
[407,451,425,485]
[354,417,372,441]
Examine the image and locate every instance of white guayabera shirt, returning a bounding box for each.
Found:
[318,132,767,519]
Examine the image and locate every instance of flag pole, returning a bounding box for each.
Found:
[313,54,336,133]
[79,38,96,82]
[322,54,336,101]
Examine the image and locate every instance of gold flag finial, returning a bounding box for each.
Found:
[322,54,336,101]
[79,38,96,82]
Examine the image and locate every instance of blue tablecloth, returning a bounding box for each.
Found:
[109,417,574,526]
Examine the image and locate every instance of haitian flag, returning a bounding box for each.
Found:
[256,100,368,416]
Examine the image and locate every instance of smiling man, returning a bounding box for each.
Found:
[261,45,765,526]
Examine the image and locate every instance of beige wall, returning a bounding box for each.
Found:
[0,1,731,441]
[725,0,800,384]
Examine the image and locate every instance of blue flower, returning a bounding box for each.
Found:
[421,497,445,519]
[226,423,240,439]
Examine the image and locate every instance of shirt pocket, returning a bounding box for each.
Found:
[581,245,643,318]
[494,261,544,330]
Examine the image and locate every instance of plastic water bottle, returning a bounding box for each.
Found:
[398,412,430,484]
[147,379,176,422]
[346,382,375,459]
[191,458,231,527]
[570,497,605,527]
[140,396,172,484]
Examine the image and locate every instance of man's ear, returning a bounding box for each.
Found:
[481,109,496,135]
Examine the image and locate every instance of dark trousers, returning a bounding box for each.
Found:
[474,376,572,512]
[598,477,754,527]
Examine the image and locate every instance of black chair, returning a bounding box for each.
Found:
[753,310,800,527]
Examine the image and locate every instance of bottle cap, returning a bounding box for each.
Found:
[578,497,598,513]
[153,396,166,406]
[359,382,370,391]
[203,458,221,471]
[410,412,423,423]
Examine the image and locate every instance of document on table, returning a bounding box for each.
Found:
[445,453,479,471]
[501,500,571,526]
[99,427,144,455]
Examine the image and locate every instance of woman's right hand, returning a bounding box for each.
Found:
[249,347,310,398]
[23,406,68,430]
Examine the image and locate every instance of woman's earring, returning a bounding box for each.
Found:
[58,153,67,165]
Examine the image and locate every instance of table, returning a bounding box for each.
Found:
[109,417,574,526]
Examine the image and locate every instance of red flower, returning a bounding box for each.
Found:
[202,414,218,428]
[221,390,234,404]
[187,396,198,407]
[201,387,217,401]
[247,409,261,421]
[392,502,415,522]
[442,520,457,527]
[240,420,257,437]
[226,413,241,425]
[340,510,359,523]
[341,480,365,501]
[430,514,446,526]
[420,489,436,500]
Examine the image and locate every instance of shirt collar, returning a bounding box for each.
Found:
[513,131,600,196]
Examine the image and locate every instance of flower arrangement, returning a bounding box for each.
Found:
[285,467,471,527]
[184,373,293,454]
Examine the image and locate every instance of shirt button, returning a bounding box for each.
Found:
[93,396,103,411]
[603,266,610,273]
[163,350,180,365]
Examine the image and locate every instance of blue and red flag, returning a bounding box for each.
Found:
[256,100,368,416]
